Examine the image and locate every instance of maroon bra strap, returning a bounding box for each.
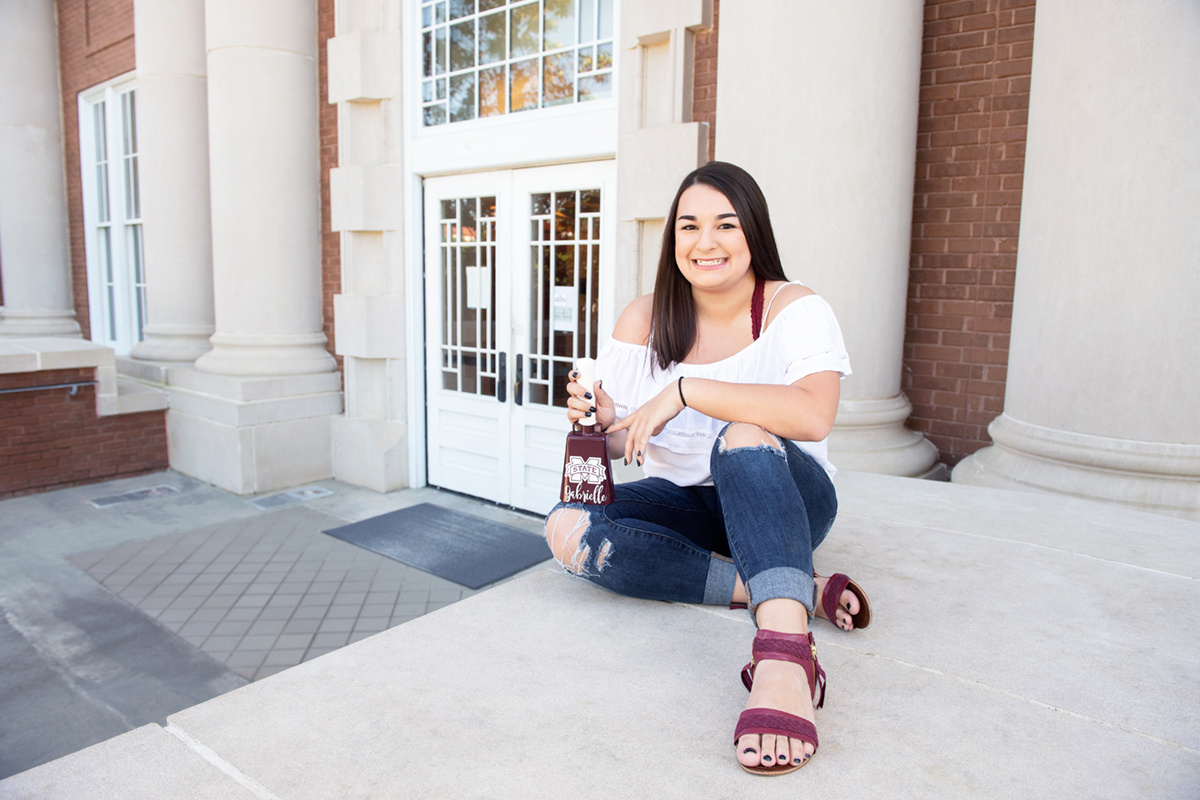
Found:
[750,277,765,341]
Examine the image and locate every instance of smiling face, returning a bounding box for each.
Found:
[674,183,754,292]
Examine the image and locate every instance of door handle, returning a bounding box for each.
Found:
[498,352,507,403]
[515,354,523,406]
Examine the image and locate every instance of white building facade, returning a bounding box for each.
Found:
[1,0,1197,520]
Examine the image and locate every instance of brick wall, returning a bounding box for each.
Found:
[318,0,343,372]
[692,0,719,164]
[56,0,137,339]
[0,368,168,500]
[902,0,1035,467]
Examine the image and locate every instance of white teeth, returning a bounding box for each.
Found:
[694,258,727,266]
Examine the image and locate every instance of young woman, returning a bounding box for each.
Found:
[543,162,871,776]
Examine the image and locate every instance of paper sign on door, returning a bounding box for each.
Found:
[552,285,577,332]
[466,267,491,310]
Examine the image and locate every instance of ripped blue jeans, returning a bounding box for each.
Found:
[543,422,838,614]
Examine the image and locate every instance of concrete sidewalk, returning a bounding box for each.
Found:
[3,472,1199,798]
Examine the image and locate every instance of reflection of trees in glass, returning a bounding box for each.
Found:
[543,52,574,106]
[449,73,476,121]
[543,0,575,51]
[510,59,538,111]
[480,66,506,116]
[510,3,538,57]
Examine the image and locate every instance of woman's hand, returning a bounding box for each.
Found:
[565,369,617,431]
[606,379,686,466]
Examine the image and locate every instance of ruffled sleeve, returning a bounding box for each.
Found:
[595,339,651,421]
[768,296,853,384]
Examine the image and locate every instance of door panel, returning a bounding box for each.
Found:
[424,172,513,504]
[424,161,615,514]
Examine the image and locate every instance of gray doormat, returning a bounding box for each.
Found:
[323,503,550,590]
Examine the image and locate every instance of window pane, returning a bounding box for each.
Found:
[579,72,610,103]
[423,31,434,77]
[542,52,574,107]
[436,27,447,74]
[597,41,612,69]
[479,11,506,64]
[531,192,550,215]
[510,58,539,111]
[449,0,474,19]
[480,0,506,9]
[510,2,538,57]
[425,104,447,125]
[543,0,575,51]
[449,73,476,122]
[579,0,595,43]
[581,189,600,214]
[437,78,447,99]
[423,80,434,102]
[480,66,506,116]
[450,20,475,71]
[422,4,433,27]
[598,0,613,39]
[436,1,447,23]
[578,46,593,73]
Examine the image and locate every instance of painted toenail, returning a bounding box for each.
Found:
[762,755,772,763]
[794,757,803,764]
[743,748,757,755]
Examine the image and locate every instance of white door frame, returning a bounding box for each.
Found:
[420,160,617,513]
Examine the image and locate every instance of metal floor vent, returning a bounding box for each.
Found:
[89,485,181,509]
[248,485,334,510]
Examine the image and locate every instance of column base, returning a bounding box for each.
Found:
[165,368,343,495]
[334,417,409,493]
[193,331,337,376]
[952,414,1200,521]
[0,309,81,338]
[827,393,940,477]
[130,324,214,363]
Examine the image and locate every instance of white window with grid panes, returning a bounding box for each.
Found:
[420,0,614,126]
[78,74,147,356]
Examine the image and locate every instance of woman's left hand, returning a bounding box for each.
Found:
[605,380,686,466]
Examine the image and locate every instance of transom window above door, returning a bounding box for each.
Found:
[420,0,614,126]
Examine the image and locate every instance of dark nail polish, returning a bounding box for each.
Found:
[584,392,592,399]
[624,458,628,466]
[762,755,772,763]
[794,757,803,764]
[589,406,596,413]
[743,747,757,755]
[636,450,641,456]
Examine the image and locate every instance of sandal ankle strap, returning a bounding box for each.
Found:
[749,630,827,709]
[752,630,817,667]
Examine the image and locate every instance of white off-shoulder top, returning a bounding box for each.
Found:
[596,290,852,486]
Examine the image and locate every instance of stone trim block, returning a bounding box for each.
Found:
[327,30,401,103]
[330,165,406,232]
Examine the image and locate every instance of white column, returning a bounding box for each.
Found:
[193,0,335,377]
[953,0,1200,520]
[166,0,341,495]
[128,0,215,363]
[0,0,81,337]
[715,0,937,477]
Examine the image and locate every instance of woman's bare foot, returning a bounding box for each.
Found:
[735,599,817,770]
[814,573,861,631]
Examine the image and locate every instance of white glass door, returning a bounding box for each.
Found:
[424,160,615,513]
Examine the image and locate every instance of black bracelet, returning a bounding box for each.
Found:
[677,376,688,408]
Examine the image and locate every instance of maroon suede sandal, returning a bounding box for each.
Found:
[820,573,872,631]
[734,630,826,776]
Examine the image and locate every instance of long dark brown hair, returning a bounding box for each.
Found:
[650,161,788,370]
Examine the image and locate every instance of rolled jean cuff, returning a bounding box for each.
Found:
[747,567,816,616]
[703,554,738,606]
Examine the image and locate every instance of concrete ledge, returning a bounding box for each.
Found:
[0,337,113,373]
[0,724,260,800]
